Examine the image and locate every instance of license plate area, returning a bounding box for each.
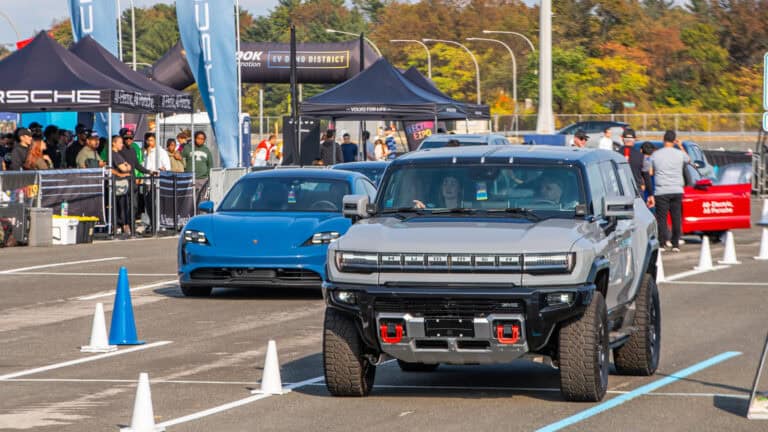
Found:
[424,318,475,338]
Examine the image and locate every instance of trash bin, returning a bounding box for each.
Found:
[51,216,78,245]
[73,216,99,244]
[28,207,52,247]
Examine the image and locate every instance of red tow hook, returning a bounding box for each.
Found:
[380,323,404,344]
[496,324,520,344]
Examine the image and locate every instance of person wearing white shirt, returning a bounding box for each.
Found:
[143,133,171,173]
[598,127,613,150]
[141,132,170,234]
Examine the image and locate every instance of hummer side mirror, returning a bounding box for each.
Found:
[604,196,634,220]
[342,194,370,220]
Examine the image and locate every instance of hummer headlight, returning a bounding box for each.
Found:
[334,251,378,273]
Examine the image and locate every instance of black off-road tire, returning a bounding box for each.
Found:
[613,273,661,376]
[558,291,609,402]
[397,360,439,372]
[323,308,376,396]
[180,284,212,297]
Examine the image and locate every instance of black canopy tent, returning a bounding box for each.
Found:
[402,66,490,120]
[70,36,192,113]
[299,58,468,121]
[0,32,157,113]
[0,32,192,236]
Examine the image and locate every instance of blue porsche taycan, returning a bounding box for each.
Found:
[178,168,377,296]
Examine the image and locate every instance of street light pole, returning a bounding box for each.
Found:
[536,0,555,133]
[0,12,20,42]
[116,0,123,61]
[390,39,431,78]
[482,30,536,53]
[325,28,382,57]
[423,38,481,104]
[466,37,517,135]
[130,0,136,71]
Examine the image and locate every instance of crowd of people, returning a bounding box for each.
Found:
[571,126,691,252]
[0,121,215,238]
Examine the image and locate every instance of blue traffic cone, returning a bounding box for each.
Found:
[109,267,145,345]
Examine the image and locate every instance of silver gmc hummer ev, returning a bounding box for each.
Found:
[322,145,660,402]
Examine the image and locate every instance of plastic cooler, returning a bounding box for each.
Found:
[73,216,99,244]
[51,216,78,245]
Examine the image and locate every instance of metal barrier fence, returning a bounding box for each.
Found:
[494,113,763,134]
[0,170,196,239]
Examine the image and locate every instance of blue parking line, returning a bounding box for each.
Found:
[536,351,742,432]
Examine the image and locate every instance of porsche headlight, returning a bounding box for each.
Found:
[523,253,575,274]
[334,251,378,273]
[183,229,208,245]
[305,231,340,246]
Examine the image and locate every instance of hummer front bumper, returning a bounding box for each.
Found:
[323,282,596,364]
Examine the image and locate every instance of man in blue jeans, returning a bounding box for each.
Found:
[648,130,690,252]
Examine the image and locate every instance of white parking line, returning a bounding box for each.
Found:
[664,280,768,286]
[0,257,126,274]
[9,272,177,277]
[154,359,393,428]
[77,280,178,300]
[4,378,257,385]
[156,375,326,429]
[0,341,173,380]
[662,265,729,282]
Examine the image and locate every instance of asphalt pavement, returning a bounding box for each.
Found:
[1,200,767,431]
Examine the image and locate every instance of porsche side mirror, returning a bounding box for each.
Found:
[198,200,214,214]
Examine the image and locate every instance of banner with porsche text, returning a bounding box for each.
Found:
[177,0,239,168]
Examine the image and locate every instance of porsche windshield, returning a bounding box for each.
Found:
[219,177,350,212]
[377,164,586,216]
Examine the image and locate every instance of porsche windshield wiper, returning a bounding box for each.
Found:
[485,207,543,221]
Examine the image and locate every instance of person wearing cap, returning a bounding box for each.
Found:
[572,129,588,148]
[76,131,104,169]
[8,127,32,171]
[618,128,648,192]
[649,130,690,252]
[65,124,88,168]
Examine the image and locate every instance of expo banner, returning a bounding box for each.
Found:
[403,120,436,151]
[177,0,239,168]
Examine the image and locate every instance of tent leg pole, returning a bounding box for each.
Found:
[191,109,196,213]
[108,107,113,237]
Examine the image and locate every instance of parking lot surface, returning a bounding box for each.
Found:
[1,199,767,431]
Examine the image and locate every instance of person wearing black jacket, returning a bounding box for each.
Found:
[8,128,32,171]
[617,128,650,193]
[65,124,87,168]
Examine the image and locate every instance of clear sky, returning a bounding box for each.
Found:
[0,0,275,45]
[0,0,688,46]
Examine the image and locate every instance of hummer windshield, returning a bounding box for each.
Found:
[376,163,586,218]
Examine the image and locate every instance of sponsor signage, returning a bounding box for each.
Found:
[264,51,350,69]
[0,89,102,105]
